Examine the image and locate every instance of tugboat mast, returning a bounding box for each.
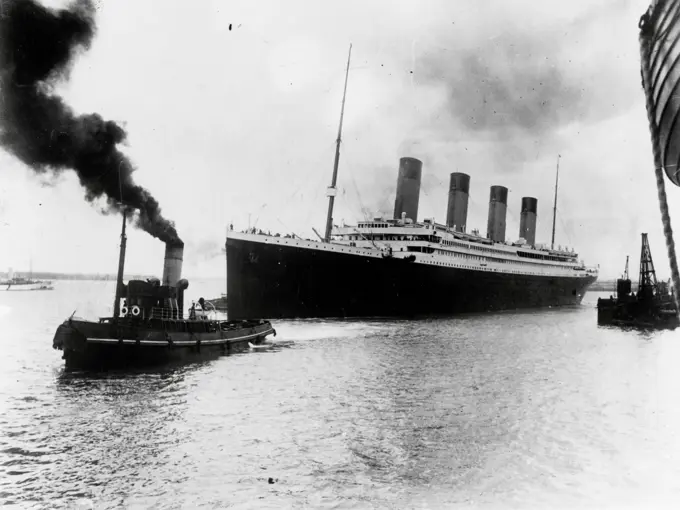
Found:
[112,211,127,319]
[551,154,560,250]
[324,43,352,243]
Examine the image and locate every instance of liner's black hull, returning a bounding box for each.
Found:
[226,237,597,320]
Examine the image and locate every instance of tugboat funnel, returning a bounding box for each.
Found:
[162,242,184,287]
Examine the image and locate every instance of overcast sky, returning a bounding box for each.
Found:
[1,0,678,280]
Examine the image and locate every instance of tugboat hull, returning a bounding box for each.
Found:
[53,318,276,370]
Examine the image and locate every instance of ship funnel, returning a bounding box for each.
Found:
[162,242,184,287]
[393,157,422,222]
[446,172,470,232]
[486,185,508,242]
[519,197,538,246]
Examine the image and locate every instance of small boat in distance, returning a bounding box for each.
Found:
[0,271,53,291]
[207,293,228,311]
[1,260,54,291]
[52,212,276,370]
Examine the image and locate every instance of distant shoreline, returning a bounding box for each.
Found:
[588,280,639,292]
[0,272,153,281]
[0,273,222,281]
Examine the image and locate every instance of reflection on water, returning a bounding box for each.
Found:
[1,282,680,509]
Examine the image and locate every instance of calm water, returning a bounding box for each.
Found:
[1,281,679,509]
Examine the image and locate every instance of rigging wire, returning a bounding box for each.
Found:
[338,150,371,221]
[417,176,440,220]
[639,14,680,314]
[376,191,393,218]
[556,208,574,248]
[285,140,337,203]
[248,139,336,233]
[276,217,302,240]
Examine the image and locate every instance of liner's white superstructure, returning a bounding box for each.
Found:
[330,217,598,278]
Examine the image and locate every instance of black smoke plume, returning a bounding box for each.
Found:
[0,0,181,244]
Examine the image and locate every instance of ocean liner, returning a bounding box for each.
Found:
[225,46,598,320]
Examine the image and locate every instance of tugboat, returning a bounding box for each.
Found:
[52,213,277,370]
[597,233,678,330]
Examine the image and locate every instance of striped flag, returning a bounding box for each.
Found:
[640,0,680,187]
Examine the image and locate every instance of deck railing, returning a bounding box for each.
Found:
[149,307,181,320]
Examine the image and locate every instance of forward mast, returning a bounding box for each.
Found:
[551,154,560,250]
[323,44,352,243]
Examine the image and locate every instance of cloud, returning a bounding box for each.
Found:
[407,0,641,168]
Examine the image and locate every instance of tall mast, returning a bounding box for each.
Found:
[638,232,658,292]
[113,211,127,319]
[324,43,352,243]
[551,154,560,250]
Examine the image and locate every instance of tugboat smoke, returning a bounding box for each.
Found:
[0,0,182,245]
